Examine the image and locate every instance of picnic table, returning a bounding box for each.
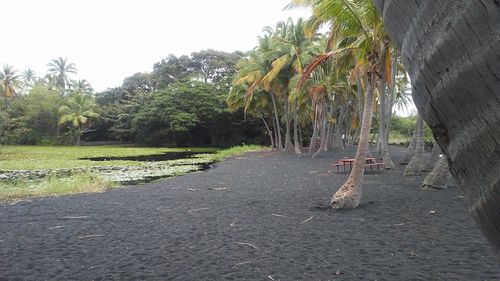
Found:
[332,157,383,173]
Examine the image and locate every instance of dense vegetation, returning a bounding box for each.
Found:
[0,51,266,147]
[0,6,413,152]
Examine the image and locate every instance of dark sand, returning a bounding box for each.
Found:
[1,146,499,280]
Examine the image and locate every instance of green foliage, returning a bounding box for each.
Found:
[211,145,264,161]
[0,145,215,170]
[390,114,434,145]
[132,81,226,145]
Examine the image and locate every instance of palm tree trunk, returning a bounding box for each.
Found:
[424,142,441,172]
[293,100,301,154]
[421,156,451,190]
[313,100,328,158]
[283,99,294,153]
[378,52,395,169]
[374,0,500,255]
[270,92,283,151]
[404,114,425,175]
[308,103,319,155]
[331,77,376,209]
[400,129,417,165]
[260,116,274,149]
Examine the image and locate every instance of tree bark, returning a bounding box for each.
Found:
[374,0,500,257]
[283,99,294,153]
[313,100,328,158]
[421,156,451,190]
[378,51,395,169]
[400,128,417,165]
[293,100,301,154]
[309,101,321,155]
[424,143,441,172]
[260,116,274,150]
[404,114,425,175]
[270,92,283,151]
[331,78,376,209]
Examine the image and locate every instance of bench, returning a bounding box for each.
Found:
[364,162,384,171]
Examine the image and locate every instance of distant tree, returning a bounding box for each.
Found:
[24,85,63,143]
[47,57,77,96]
[0,65,22,109]
[152,54,192,88]
[21,69,37,94]
[70,79,93,95]
[122,72,155,94]
[58,92,99,145]
[190,50,243,88]
[132,81,227,146]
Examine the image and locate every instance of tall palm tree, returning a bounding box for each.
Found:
[295,0,389,208]
[58,92,99,145]
[71,79,93,95]
[373,0,500,256]
[21,69,37,94]
[47,57,77,96]
[0,64,22,109]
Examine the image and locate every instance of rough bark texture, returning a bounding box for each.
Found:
[422,156,451,190]
[331,80,376,209]
[374,0,500,258]
[424,143,441,172]
[400,130,417,165]
[293,101,301,155]
[404,114,425,175]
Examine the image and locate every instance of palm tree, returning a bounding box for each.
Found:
[21,69,37,94]
[58,92,99,145]
[373,0,500,254]
[404,114,424,175]
[71,79,93,95]
[47,57,77,96]
[0,64,22,109]
[295,0,390,208]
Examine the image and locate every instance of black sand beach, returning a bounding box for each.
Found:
[1,146,499,280]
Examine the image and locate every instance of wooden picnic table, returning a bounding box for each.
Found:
[333,157,380,173]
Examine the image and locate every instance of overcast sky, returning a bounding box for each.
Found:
[1,0,310,92]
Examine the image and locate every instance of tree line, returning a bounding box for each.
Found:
[0,51,267,147]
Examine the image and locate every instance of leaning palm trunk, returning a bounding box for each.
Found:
[313,100,328,158]
[308,103,320,155]
[421,156,451,190]
[260,116,275,150]
[404,114,425,175]
[424,143,441,172]
[374,0,500,257]
[400,128,417,165]
[331,78,376,209]
[378,52,395,169]
[270,92,283,151]
[293,101,301,154]
[283,100,294,153]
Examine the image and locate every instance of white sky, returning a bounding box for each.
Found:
[1,0,311,92]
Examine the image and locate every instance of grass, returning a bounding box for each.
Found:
[0,173,116,202]
[210,145,264,161]
[0,144,265,201]
[0,145,218,170]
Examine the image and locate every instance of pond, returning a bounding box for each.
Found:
[0,150,218,185]
[83,151,217,184]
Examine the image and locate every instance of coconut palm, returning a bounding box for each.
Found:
[294,0,390,208]
[71,79,93,95]
[0,64,22,109]
[373,0,500,255]
[58,92,99,145]
[21,69,37,94]
[47,57,77,96]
